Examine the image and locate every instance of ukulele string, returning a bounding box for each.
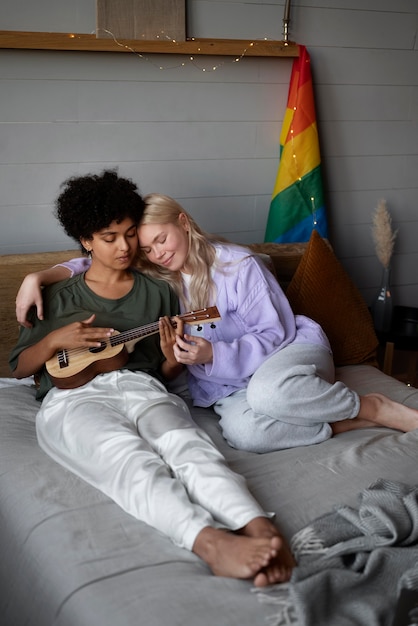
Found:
[56,325,160,360]
[54,309,214,359]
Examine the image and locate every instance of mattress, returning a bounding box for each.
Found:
[1,365,418,626]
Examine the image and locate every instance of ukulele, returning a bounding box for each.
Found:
[45,306,221,389]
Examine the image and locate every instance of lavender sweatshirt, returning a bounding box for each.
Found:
[58,243,330,407]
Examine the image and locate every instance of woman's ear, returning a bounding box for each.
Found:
[80,237,91,255]
[178,213,190,232]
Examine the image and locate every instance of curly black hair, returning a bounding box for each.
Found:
[55,170,145,244]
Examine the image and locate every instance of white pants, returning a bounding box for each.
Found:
[36,370,266,550]
[214,344,360,453]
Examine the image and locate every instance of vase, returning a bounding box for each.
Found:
[372,266,393,333]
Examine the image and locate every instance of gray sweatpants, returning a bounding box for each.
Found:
[214,343,360,453]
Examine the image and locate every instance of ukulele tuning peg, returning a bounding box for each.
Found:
[197,325,203,331]
[210,323,216,329]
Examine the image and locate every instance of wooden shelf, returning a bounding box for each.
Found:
[0,30,298,57]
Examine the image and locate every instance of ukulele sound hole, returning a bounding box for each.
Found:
[89,342,107,354]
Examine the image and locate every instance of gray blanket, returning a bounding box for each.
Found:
[256,479,418,626]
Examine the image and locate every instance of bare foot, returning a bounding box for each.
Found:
[332,393,418,435]
[192,526,279,581]
[241,517,296,587]
[360,393,418,432]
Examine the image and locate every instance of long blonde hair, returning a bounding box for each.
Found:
[137,194,224,310]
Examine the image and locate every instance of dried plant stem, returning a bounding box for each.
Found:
[372,199,397,269]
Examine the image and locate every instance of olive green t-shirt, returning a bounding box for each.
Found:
[9,271,179,400]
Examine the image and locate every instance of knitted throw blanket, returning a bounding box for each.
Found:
[255,479,418,626]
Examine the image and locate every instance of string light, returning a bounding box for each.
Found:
[288,103,319,228]
[311,196,318,225]
[87,29,274,72]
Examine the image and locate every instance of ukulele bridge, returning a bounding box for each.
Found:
[57,349,69,370]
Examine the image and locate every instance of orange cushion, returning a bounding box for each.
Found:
[286,230,379,367]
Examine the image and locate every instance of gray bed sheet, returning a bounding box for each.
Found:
[1,365,418,626]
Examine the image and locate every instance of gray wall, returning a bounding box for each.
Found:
[1,0,417,308]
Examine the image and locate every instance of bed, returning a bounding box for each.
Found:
[1,233,418,626]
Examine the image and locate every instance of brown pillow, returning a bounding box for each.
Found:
[286,230,379,367]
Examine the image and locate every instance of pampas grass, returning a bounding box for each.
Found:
[372,199,397,269]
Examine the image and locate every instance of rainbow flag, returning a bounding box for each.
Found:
[264,45,328,243]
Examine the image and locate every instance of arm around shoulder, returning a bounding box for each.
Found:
[16,265,72,327]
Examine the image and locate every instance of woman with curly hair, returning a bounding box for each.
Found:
[11,170,296,587]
